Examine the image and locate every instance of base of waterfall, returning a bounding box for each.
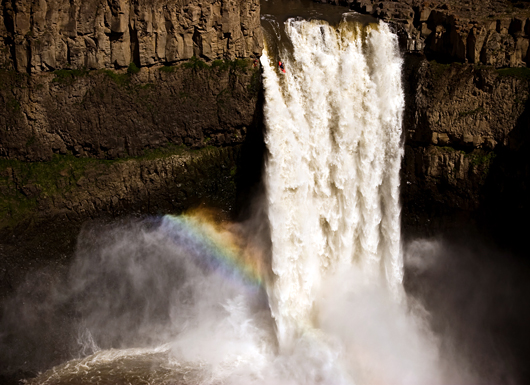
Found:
[26,266,446,385]
[5,212,487,385]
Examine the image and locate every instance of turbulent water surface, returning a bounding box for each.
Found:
[21,9,456,385]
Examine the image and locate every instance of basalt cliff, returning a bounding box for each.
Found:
[1,0,530,383]
[0,1,266,329]
[0,0,263,71]
[401,57,530,247]
[0,0,264,258]
[0,0,528,266]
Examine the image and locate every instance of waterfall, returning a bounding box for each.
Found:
[23,14,448,385]
[261,18,405,349]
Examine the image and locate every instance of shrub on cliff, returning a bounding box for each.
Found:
[182,56,209,70]
[127,63,141,75]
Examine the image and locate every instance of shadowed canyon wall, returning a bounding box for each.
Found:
[0,0,264,230]
[1,1,530,384]
[402,56,530,247]
[0,0,528,263]
[0,0,265,303]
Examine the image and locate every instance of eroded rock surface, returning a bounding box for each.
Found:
[0,146,240,228]
[0,0,263,73]
[0,61,260,161]
[406,60,528,151]
[347,0,530,67]
[0,1,264,271]
[401,57,530,242]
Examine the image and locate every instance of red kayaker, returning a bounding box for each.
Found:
[278,60,286,73]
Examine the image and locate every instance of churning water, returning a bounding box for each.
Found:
[19,13,456,385]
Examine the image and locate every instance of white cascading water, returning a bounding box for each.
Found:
[261,18,405,349]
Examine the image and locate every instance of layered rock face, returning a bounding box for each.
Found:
[0,146,240,225]
[406,60,528,154]
[0,62,260,161]
[0,61,262,261]
[0,0,264,224]
[0,1,264,281]
[402,57,530,244]
[0,0,263,73]
[348,0,530,67]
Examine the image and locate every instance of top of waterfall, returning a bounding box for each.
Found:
[261,0,377,27]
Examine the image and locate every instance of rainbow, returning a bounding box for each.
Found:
[160,209,267,288]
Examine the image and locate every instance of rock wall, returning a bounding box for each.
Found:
[401,56,530,245]
[0,0,263,73]
[348,0,530,67]
[0,61,260,161]
[405,59,528,153]
[0,1,265,301]
[0,0,263,249]
[0,146,240,227]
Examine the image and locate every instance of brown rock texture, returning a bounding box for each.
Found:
[0,0,264,298]
[347,0,530,67]
[0,61,260,161]
[406,60,528,152]
[0,145,241,228]
[401,56,530,241]
[0,1,263,234]
[0,0,263,73]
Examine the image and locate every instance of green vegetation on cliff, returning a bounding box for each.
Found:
[496,67,530,80]
[127,63,141,75]
[0,154,109,228]
[0,145,238,229]
[435,146,497,179]
[181,56,210,70]
[439,146,465,154]
[466,149,497,168]
[160,57,255,74]
[52,64,142,86]
[99,69,131,87]
[429,60,452,80]
[52,68,90,84]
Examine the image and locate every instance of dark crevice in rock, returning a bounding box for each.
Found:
[108,31,123,43]
[2,0,15,67]
[130,26,141,68]
[234,71,266,222]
